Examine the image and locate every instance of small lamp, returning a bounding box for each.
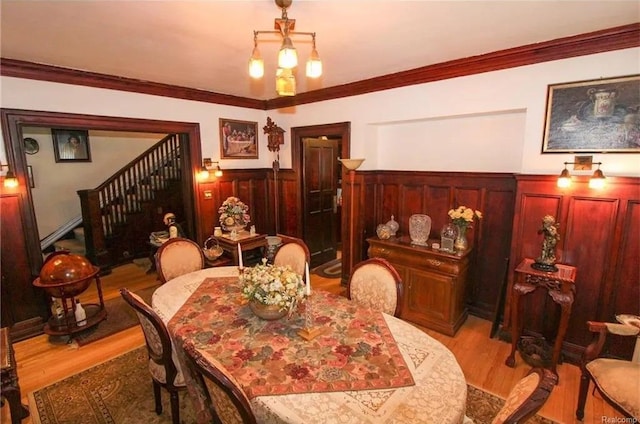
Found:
[557,165,571,188]
[556,157,605,189]
[213,162,223,178]
[1,163,18,188]
[198,158,223,182]
[589,166,606,189]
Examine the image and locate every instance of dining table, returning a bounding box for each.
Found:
[152,266,469,424]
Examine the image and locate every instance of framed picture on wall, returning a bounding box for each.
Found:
[541,75,640,153]
[52,129,92,162]
[219,118,258,159]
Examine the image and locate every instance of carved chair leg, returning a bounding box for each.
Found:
[169,390,180,424]
[152,380,162,415]
[576,371,591,420]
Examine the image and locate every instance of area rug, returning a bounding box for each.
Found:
[29,346,556,424]
[313,258,342,278]
[71,285,159,346]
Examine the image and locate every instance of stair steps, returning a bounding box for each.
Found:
[53,227,86,256]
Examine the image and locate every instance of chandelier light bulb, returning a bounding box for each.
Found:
[278,37,298,69]
[249,47,264,78]
[306,47,322,78]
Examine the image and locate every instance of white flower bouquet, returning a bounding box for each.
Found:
[240,261,305,312]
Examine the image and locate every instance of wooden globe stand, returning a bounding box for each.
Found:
[33,266,107,337]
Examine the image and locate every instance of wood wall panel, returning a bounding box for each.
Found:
[1,193,48,340]
[564,198,619,348]
[423,185,451,237]
[471,188,517,314]
[195,170,271,243]
[362,172,517,321]
[504,175,640,363]
[611,200,640,358]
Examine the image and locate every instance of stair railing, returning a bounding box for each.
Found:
[78,134,181,268]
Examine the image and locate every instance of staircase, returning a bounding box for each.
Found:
[53,227,86,255]
[78,134,185,270]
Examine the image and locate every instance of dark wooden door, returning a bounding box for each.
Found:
[302,137,340,267]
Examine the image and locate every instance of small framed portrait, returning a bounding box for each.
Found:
[52,129,91,162]
[219,118,258,159]
[541,75,640,153]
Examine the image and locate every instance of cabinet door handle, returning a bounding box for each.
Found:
[427,258,442,267]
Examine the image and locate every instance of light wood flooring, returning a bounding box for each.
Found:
[2,261,620,424]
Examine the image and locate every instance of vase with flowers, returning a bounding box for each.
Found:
[218,196,251,232]
[240,260,306,320]
[448,206,483,252]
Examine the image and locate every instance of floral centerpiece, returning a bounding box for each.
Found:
[218,196,251,231]
[240,260,305,320]
[448,206,482,251]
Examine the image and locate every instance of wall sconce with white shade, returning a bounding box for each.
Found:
[1,163,18,188]
[249,0,322,97]
[198,158,223,181]
[556,156,606,189]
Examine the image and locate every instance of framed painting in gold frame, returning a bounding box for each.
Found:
[219,118,258,159]
[541,75,639,153]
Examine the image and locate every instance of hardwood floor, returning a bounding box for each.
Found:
[2,261,620,423]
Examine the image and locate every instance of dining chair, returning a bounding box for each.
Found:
[155,237,205,283]
[347,257,403,317]
[273,234,310,276]
[120,288,185,424]
[182,339,257,424]
[492,367,557,424]
[575,320,640,420]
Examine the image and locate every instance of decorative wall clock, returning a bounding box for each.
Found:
[24,137,39,155]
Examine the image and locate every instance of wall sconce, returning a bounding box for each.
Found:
[557,156,606,189]
[198,158,223,181]
[1,163,18,188]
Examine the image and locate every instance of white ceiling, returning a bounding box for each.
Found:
[1,1,638,101]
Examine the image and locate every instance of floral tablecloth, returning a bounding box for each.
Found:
[169,278,414,398]
[152,267,468,424]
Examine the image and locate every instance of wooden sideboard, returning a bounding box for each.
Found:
[367,236,470,336]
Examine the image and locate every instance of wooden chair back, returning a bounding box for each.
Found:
[183,340,257,424]
[120,287,185,423]
[493,367,557,424]
[576,320,640,420]
[273,235,310,276]
[347,257,403,317]
[156,237,205,283]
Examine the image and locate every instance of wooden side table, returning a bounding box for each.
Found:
[216,232,267,266]
[1,327,29,423]
[505,258,577,374]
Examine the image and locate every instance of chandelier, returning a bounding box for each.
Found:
[249,0,322,96]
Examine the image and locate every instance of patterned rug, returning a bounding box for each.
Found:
[29,346,556,424]
[313,258,342,278]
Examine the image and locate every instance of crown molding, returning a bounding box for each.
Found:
[266,23,640,109]
[1,23,638,111]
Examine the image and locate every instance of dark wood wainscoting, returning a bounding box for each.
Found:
[503,175,640,363]
[196,169,271,242]
[359,171,517,321]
